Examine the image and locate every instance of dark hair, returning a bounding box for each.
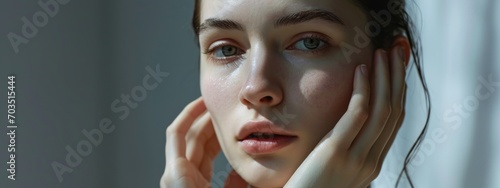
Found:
[191,0,431,187]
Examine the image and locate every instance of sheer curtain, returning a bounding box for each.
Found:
[373,0,500,187]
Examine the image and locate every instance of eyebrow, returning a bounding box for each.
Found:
[275,9,345,27]
[198,18,244,34]
[197,9,345,35]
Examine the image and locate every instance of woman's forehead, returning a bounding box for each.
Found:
[198,0,367,28]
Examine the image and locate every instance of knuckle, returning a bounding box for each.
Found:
[381,104,392,117]
[374,165,382,177]
[351,155,366,168]
[180,104,197,120]
[185,100,197,111]
[185,129,195,141]
[350,107,369,121]
[187,107,200,119]
[368,169,381,181]
[330,147,346,159]
[161,158,195,188]
[326,150,347,168]
[159,174,170,188]
[365,160,378,173]
[166,126,173,136]
[400,109,406,119]
[166,125,179,137]
[360,160,380,181]
[358,171,370,182]
[391,105,402,116]
[193,131,206,143]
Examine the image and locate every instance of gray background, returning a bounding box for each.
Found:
[0,0,213,187]
[1,0,500,188]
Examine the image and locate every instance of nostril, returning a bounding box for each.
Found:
[241,98,251,107]
[260,96,273,103]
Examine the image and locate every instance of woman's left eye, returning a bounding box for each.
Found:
[289,36,329,52]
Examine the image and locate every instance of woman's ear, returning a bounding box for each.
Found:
[390,35,411,68]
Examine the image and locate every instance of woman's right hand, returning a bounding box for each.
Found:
[160,97,221,188]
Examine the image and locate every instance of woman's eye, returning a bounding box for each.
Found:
[214,45,241,57]
[292,37,327,51]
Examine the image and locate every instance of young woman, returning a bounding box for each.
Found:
[161,0,429,187]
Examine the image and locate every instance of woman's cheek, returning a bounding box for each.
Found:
[201,75,231,124]
[201,75,233,149]
[299,69,353,128]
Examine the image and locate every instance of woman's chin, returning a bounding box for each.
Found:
[234,159,295,188]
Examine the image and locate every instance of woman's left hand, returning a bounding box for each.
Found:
[284,47,407,188]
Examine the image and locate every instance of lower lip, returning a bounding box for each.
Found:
[238,135,297,154]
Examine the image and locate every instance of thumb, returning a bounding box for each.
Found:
[224,170,248,188]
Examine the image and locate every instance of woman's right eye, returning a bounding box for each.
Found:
[213,45,242,58]
[204,43,246,64]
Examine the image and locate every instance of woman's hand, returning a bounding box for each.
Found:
[160,97,250,188]
[284,48,407,188]
[160,97,221,188]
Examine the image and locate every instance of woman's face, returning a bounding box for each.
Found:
[199,0,373,187]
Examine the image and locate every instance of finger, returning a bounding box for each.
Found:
[162,158,210,188]
[327,63,370,150]
[357,47,407,185]
[198,129,222,181]
[367,47,406,163]
[379,84,406,164]
[224,170,248,188]
[166,97,206,165]
[357,99,406,188]
[186,111,214,167]
[350,50,391,156]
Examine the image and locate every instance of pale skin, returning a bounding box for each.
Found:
[161,0,411,187]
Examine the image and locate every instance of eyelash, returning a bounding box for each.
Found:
[203,44,245,65]
[203,33,332,65]
[287,34,331,54]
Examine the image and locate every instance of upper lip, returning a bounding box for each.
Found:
[237,120,296,141]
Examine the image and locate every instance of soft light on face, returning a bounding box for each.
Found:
[198,0,373,187]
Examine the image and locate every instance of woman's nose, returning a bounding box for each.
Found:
[239,47,284,109]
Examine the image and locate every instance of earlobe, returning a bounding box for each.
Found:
[391,36,411,68]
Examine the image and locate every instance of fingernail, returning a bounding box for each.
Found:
[380,49,387,62]
[360,64,368,76]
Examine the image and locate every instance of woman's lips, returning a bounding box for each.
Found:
[239,134,297,154]
[237,120,297,154]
